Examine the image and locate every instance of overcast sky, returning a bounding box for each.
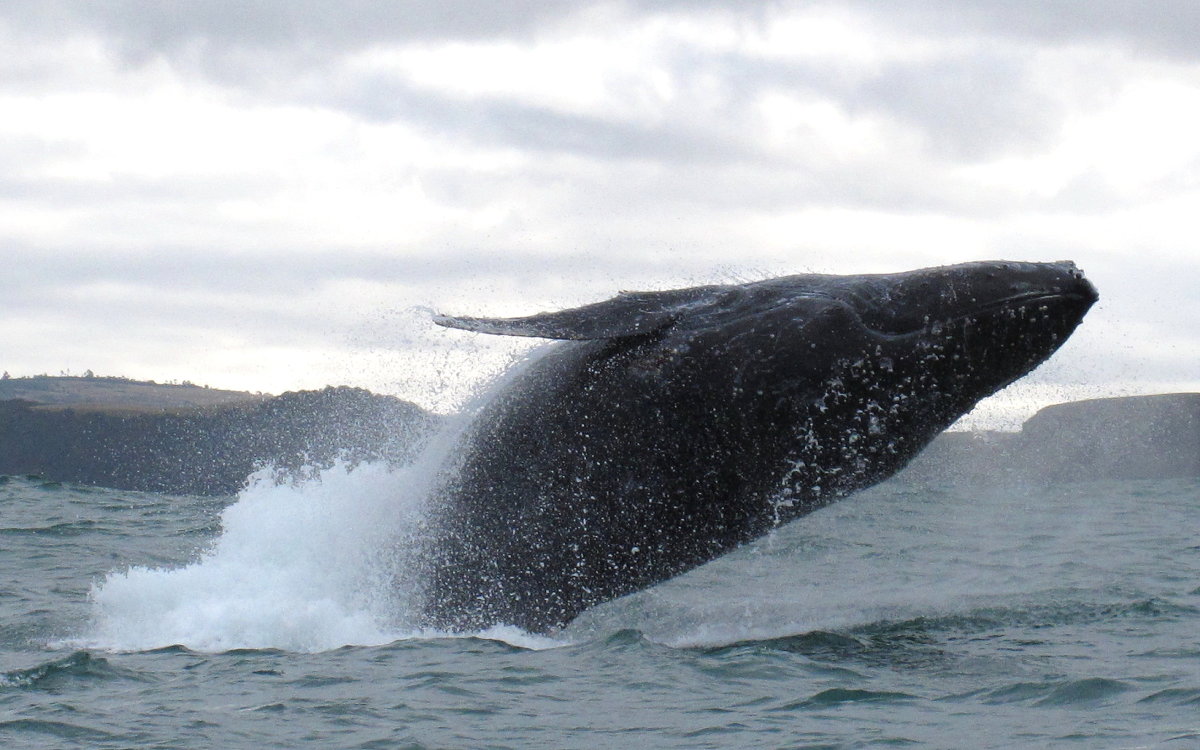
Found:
[2,1,1197,424]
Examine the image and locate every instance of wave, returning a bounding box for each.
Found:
[660,594,1196,659]
[0,651,145,690]
[771,687,920,710]
[1138,687,1200,706]
[983,677,1132,707]
[849,596,1199,638]
[0,520,100,536]
[0,719,117,743]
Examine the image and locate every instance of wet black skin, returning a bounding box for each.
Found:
[419,261,1098,633]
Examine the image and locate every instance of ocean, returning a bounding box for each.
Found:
[2,462,1198,748]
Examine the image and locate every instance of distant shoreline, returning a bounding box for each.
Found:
[1,376,1197,493]
[0,374,269,413]
[0,378,437,495]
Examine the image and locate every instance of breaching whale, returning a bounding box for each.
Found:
[419,260,1097,633]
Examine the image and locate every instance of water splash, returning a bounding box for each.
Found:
[84,462,422,653]
[80,365,565,654]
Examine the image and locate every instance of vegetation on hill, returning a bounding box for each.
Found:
[0,379,439,495]
[0,374,265,411]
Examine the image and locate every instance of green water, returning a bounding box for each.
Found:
[2,471,1198,748]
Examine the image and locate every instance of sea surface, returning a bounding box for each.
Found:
[2,463,1198,749]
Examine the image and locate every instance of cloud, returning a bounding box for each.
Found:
[859,0,1200,62]
[3,1,579,53]
[320,75,757,165]
[19,0,1199,64]
[1,0,1197,414]
[0,2,1112,169]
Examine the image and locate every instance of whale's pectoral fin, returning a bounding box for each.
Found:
[433,286,721,340]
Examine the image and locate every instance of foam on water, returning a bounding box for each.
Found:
[84,461,419,652]
[83,459,561,653]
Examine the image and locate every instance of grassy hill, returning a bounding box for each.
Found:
[0,375,267,413]
[0,378,439,495]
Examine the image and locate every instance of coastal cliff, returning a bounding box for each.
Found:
[898,393,1200,485]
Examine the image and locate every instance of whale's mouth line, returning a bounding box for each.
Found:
[854,289,1096,337]
[984,289,1095,311]
[939,290,1096,329]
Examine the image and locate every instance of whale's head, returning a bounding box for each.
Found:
[433,260,1097,502]
[803,260,1095,332]
[700,260,1098,501]
[772,260,1098,392]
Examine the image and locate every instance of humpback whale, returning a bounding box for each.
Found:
[420,261,1097,633]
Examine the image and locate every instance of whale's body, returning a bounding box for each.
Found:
[419,261,1097,633]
